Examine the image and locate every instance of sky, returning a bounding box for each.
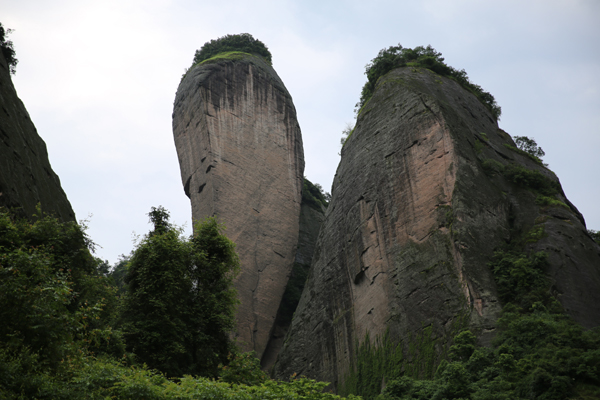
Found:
[3,0,600,265]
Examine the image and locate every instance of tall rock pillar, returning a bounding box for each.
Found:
[172,53,304,358]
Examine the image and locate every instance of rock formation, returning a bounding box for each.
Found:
[0,50,74,221]
[172,53,304,358]
[261,179,327,370]
[273,67,600,388]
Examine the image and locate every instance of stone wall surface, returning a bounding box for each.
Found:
[261,182,327,370]
[172,54,304,358]
[0,51,75,221]
[273,67,600,388]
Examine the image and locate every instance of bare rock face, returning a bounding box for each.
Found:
[273,67,600,388]
[261,179,327,370]
[172,53,304,358]
[0,51,75,221]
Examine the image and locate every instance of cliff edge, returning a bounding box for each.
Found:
[0,50,74,221]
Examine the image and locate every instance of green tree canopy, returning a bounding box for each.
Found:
[192,33,272,66]
[120,206,239,378]
[356,44,501,120]
[514,135,546,160]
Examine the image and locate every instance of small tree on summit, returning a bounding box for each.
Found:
[192,33,272,65]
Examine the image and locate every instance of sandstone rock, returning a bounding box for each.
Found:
[261,178,327,370]
[273,67,600,388]
[0,51,74,221]
[172,53,304,358]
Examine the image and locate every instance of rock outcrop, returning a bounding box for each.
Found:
[0,51,74,221]
[273,67,600,388]
[172,53,304,358]
[261,179,327,370]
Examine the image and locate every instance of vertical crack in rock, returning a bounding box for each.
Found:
[173,54,304,360]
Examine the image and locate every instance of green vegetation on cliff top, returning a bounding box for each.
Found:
[0,22,18,74]
[356,44,501,120]
[192,33,272,67]
[198,51,256,65]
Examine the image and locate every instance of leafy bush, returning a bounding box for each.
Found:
[488,251,550,309]
[502,164,560,196]
[218,351,267,386]
[192,33,271,66]
[535,195,568,209]
[379,304,600,400]
[356,45,501,120]
[481,159,504,175]
[0,22,17,74]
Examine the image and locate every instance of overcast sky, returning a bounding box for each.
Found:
[4,0,600,265]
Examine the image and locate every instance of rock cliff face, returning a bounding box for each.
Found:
[0,51,74,221]
[273,67,600,387]
[172,53,304,358]
[261,179,327,370]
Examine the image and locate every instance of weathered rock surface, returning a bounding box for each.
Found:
[261,179,327,370]
[273,67,600,388]
[0,51,74,221]
[172,53,304,358]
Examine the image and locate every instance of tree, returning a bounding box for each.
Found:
[0,22,18,74]
[120,206,239,377]
[340,122,354,147]
[514,136,546,160]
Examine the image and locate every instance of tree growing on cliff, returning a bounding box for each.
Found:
[356,44,501,120]
[514,136,545,160]
[192,33,272,65]
[120,207,239,377]
[0,23,17,74]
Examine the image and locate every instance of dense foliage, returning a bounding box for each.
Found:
[0,22,18,74]
[356,45,501,120]
[192,33,272,66]
[120,207,239,378]
[0,206,360,399]
[0,207,124,398]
